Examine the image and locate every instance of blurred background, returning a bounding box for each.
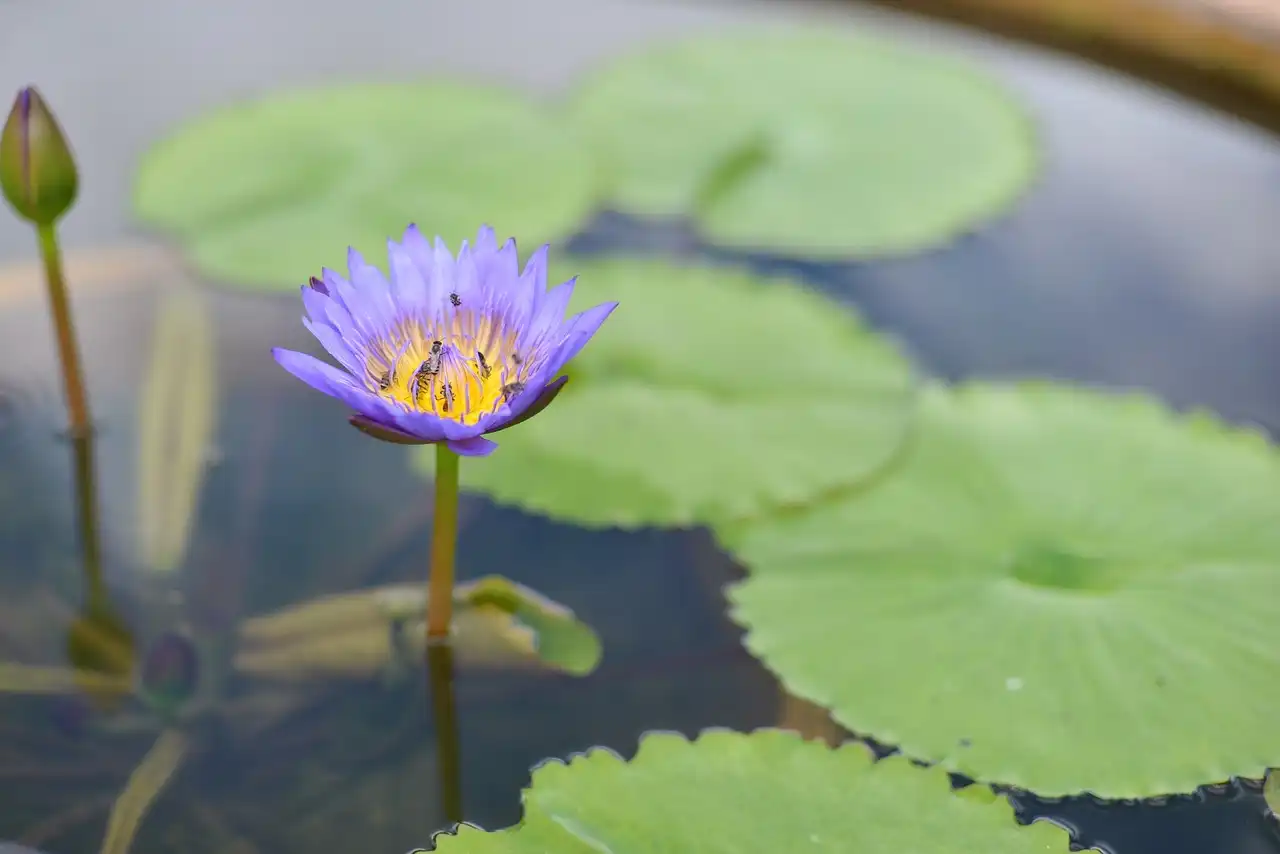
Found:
[2,0,1280,853]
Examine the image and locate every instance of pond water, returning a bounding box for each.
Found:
[4,0,1280,852]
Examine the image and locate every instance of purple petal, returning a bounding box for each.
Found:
[546,301,618,374]
[275,348,360,402]
[387,238,427,316]
[301,284,332,325]
[447,435,498,456]
[305,278,359,339]
[319,267,350,297]
[416,235,454,310]
[303,317,360,373]
[474,225,498,254]
[401,224,433,270]
[488,375,569,434]
[516,277,577,354]
[533,277,576,325]
[520,244,549,295]
[349,414,434,445]
[479,236,519,293]
[346,247,397,326]
[272,348,378,414]
[385,408,467,443]
[453,240,479,300]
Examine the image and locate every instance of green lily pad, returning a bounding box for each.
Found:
[428,729,1073,852]
[415,260,915,528]
[720,382,1280,798]
[132,82,598,290]
[567,28,1038,258]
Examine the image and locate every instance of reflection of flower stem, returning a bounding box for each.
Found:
[67,389,135,696]
[425,445,460,640]
[35,221,91,440]
[426,641,464,825]
[70,431,105,604]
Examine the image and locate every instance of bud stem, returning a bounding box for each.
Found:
[35,221,92,439]
[425,443,460,639]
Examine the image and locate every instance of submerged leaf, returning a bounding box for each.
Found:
[420,259,914,528]
[236,577,601,679]
[722,382,1280,798]
[462,576,602,676]
[429,730,1073,852]
[568,28,1038,257]
[0,661,130,696]
[132,83,598,289]
[100,728,188,854]
[137,289,217,575]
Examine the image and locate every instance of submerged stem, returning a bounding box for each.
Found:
[426,444,460,639]
[35,221,92,438]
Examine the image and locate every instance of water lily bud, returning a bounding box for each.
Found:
[0,86,79,225]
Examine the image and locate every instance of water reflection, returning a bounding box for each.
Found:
[63,430,135,711]
[0,267,773,852]
[426,642,464,827]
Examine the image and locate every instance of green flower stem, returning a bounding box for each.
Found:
[426,443,460,640]
[35,221,92,439]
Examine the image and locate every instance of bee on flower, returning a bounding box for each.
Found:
[273,225,617,457]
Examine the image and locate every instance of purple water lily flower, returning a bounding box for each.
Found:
[272,225,617,457]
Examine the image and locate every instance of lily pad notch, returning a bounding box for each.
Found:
[566,27,1041,258]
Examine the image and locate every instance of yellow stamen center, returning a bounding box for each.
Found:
[364,312,528,425]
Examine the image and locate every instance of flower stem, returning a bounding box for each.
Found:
[35,221,92,439]
[426,443,460,640]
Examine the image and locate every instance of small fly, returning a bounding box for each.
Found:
[475,350,491,379]
[422,340,444,375]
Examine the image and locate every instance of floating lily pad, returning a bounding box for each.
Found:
[133,83,598,290]
[720,382,1280,798]
[415,260,915,528]
[429,729,1072,852]
[567,28,1038,257]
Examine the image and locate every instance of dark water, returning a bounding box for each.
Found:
[3,0,1280,852]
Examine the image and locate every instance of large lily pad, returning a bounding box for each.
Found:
[133,83,598,290]
[428,729,1073,852]
[415,259,915,528]
[720,382,1280,798]
[567,28,1038,258]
